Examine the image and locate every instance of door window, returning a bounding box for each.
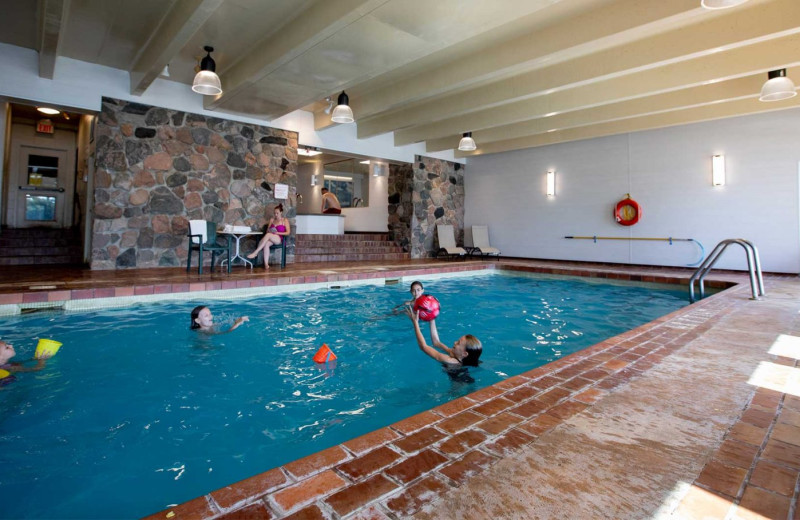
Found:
[27,154,60,188]
[25,195,57,221]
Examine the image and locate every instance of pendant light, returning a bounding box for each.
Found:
[192,46,222,95]
[759,69,797,102]
[458,132,476,151]
[700,0,748,9]
[330,91,354,123]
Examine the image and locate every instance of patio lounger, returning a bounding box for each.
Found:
[436,224,467,258]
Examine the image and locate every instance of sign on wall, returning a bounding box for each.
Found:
[36,119,54,134]
[274,183,289,199]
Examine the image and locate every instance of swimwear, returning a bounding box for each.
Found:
[323,208,342,214]
[274,221,287,243]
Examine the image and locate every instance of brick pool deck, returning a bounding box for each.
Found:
[1,259,797,519]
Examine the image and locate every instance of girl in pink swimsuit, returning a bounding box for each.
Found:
[247,203,291,270]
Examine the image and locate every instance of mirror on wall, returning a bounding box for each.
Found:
[323,158,369,208]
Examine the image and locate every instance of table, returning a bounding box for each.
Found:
[220,231,260,269]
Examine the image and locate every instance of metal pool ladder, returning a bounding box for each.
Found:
[689,239,764,303]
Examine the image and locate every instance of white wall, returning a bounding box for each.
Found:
[341,163,388,232]
[465,108,800,274]
[0,42,459,166]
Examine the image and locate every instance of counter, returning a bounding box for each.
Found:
[295,213,345,235]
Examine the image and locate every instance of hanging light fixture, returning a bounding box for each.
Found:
[759,69,797,102]
[458,132,476,151]
[192,46,222,95]
[700,0,749,9]
[331,91,354,123]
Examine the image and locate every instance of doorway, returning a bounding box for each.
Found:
[10,145,71,228]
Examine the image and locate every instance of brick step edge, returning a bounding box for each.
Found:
[295,240,399,247]
[296,234,389,241]
[0,247,82,257]
[295,253,410,262]
[295,247,405,254]
[0,255,83,265]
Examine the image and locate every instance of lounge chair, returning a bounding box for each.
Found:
[436,224,466,258]
[470,225,501,257]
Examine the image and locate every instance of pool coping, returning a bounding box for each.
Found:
[85,260,741,520]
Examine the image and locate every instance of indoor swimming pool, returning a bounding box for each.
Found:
[0,272,688,518]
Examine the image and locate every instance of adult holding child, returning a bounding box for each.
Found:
[247,203,290,270]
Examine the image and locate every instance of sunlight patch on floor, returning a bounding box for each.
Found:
[767,334,800,361]
[747,360,800,398]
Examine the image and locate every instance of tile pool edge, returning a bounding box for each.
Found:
[138,264,744,519]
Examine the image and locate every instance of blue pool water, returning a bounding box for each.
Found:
[0,273,686,518]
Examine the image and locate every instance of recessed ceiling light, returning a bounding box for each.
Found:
[700,0,749,9]
[37,107,60,115]
[359,160,370,164]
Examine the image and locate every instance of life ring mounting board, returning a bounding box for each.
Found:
[614,194,641,226]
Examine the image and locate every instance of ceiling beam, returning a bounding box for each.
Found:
[426,59,800,152]
[129,0,224,96]
[204,0,389,113]
[349,0,702,122]
[425,75,774,152]
[37,0,70,79]
[456,96,800,157]
[359,0,800,139]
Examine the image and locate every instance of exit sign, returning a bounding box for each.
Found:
[36,119,54,134]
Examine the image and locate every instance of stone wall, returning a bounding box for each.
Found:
[92,97,297,269]
[411,155,465,258]
[387,162,414,252]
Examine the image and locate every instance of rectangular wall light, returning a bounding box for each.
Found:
[712,155,725,186]
[310,174,318,186]
[546,169,556,196]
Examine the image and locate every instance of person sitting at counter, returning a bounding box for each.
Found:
[321,188,342,214]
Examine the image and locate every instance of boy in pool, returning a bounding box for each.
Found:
[190,306,249,333]
[392,280,425,314]
[405,307,482,367]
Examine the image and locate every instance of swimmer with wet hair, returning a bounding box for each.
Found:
[0,339,50,385]
[393,280,425,314]
[190,306,249,333]
[405,307,482,367]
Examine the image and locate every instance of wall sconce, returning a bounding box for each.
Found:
[372,163,387,177]
[310,174,318,187]
[546,169,556,196]
[712,155,725,186]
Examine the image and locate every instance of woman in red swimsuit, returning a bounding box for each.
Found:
[247,204,291,270]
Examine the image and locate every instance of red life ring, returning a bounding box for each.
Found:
[614,196,641,226]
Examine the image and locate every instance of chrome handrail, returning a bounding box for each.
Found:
[689,239,764,302]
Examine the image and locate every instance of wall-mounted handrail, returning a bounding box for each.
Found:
[563,236,705,266]
[689,239,764,303]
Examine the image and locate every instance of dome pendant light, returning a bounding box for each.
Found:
[192,46,222,95]
[700,0,749,9]
[330,91,354,123]
[759,69,797,102]
[458,132,476,151]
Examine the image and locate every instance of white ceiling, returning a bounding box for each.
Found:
[2,0,798,157]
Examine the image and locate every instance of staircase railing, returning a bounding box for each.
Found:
[689,239,764,303]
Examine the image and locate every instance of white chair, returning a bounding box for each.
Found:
[436,224,466,258]
[470,225,500,256]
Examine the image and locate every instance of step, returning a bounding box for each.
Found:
[296,233,390,242]
[0,237,78,247]
[0,245,81,257]
[295,246,405,255]
[0,255,83,266]
[294,252,410,263]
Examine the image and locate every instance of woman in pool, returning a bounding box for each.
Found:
[247,204,290,270]
[190,306,249,333]
[405,307,482,366]
[392,280,424,314]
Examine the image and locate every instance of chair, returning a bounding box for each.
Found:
[187,220,232,274]
[470,225,501,257]
[436,224,467,258]
[253,225,287,269]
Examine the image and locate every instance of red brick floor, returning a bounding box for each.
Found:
[1,258,796,519]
